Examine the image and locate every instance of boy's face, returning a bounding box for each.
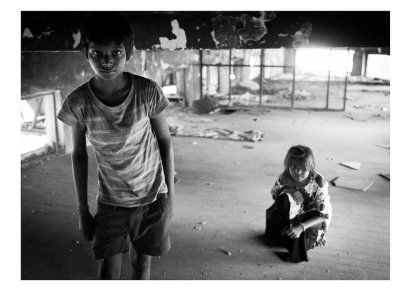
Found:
[87,42,127,80]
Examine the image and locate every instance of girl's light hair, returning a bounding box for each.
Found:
[283,145,315,175]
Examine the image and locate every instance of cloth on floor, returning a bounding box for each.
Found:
[168,124,264,142]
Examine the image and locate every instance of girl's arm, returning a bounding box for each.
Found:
[150,112,175,211]
[285,216,327,239]
[286,178,331,239]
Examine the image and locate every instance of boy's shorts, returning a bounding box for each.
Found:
[92,194,172,261]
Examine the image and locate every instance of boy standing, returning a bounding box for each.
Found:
[57,12,174,279]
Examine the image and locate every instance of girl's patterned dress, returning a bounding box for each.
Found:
[266,171,332,262]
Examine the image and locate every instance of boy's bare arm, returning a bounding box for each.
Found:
[71,128,89,208]
[150,113,175,205]
[71,127,95,241]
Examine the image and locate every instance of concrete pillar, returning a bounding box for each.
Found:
[283,48,295,74]
[219,66,230,94]
[351,49,367,76]
[145,52,163,86]
[185,64,201,106]
[176,69,185,96]
[207,66,219,95]
[363,53,368,77]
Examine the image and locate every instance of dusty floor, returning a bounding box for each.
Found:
[21,86,390,280]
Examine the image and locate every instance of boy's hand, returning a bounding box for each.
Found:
[78,208,95,241]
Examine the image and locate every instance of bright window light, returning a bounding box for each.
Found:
[162,85,177,95]
[296,48,354,77]
[366,54,390,80]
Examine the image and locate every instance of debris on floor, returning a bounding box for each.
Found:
[339,161,361,170]
[193,96,219,114]
[220,108,239,115]
[200,270,208,276]
[373,112,389,119]
[198,221,207,225]
[173,171,180,184]
[343,114,368,122]
[221,249,232,256]
[353,104,374,110]
[194,226,202,230]
[283,89,315,100]
[378,173,390,181]
[330,176,374,192]
[375,144,390,150]
[169,124,265,142]
[243,145,254,149]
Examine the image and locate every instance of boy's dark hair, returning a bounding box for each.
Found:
[283,145,316,175]
[80,12,134,60]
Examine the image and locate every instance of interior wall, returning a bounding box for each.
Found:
[21,49,200,100]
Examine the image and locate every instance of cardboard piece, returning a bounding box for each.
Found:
[375,144,390,150]
[330,176,373,192]
[339,161,361,170]
[343,114,368,122]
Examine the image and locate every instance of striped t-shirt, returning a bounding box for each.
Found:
[57,73,169,207]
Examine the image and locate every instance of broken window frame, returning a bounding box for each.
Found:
[197,47,356,111]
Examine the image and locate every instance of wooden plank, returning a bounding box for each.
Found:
[339,161,361,170]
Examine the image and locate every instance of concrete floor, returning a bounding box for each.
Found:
[21,96,390,280]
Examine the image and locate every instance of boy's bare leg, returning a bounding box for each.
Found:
[97,253,123,279]
[129,245,151,279]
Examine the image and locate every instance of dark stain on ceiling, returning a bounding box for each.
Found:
[21,11,390,51]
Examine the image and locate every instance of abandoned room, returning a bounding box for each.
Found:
[20,11,390,280]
